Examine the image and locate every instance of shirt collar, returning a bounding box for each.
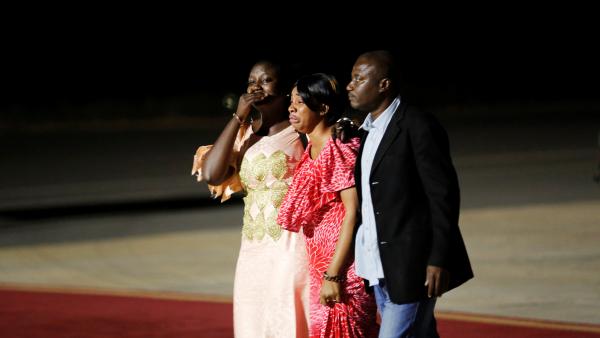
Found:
[360,114,376,131]
[359,96,401,132]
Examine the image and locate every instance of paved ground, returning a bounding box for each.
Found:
[1,113,599,325]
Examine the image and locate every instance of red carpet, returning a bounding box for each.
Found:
[1,287,599,338]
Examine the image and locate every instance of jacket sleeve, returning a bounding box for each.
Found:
[408,111,460,268]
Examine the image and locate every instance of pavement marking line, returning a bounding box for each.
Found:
[437,311,600,333]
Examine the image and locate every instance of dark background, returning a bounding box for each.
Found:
[2,23,598,129]
[0,14,598,228]
[1,18,599,333]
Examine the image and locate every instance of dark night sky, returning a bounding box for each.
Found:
[2,23,598,114]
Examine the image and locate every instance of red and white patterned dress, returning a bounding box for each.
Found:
[278,137,378,338]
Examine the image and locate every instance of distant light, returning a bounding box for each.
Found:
[222,93,238,111]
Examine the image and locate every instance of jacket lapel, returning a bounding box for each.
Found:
[355,128,369,202]
[370,101,407,177]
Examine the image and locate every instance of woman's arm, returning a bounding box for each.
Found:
[202,91,265,185]
[320,187,358,305]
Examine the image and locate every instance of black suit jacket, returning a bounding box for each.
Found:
[355,101,473,304]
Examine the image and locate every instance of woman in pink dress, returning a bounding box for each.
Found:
[278,73,378,338]
[193,61,310,337]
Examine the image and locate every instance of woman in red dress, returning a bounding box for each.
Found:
[278,73,378,338]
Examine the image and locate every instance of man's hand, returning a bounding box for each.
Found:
[332,117,359,143]
[425,265,450,298]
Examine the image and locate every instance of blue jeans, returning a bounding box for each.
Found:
[373,280,439,338]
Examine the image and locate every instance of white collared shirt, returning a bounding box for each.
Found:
[355,96,401,286]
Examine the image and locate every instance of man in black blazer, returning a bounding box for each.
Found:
[347,50,473,337]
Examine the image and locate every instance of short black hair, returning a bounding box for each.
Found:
[360,50,401,95]
[294,73,345,126]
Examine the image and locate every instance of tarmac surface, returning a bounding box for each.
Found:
[1,112,599,325]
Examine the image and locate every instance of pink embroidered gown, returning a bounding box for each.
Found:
[235,125,310,337]
[278,137,378,338]
[195,125,310,338]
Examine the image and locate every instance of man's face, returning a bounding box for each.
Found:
[346,57,382,113]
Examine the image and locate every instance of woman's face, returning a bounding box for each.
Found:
[247,62,280,98]
[246,62,287,135]
[288,86,323,134]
